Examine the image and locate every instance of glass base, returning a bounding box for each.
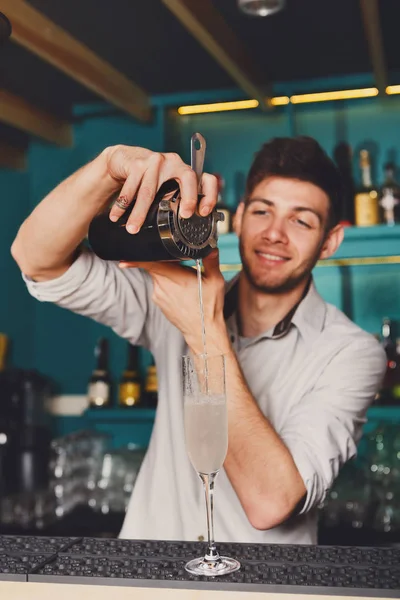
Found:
[185,555,241,577]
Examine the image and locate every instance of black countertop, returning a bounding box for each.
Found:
[0,534,399,596]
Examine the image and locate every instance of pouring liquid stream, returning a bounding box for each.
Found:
[196,259,209,394]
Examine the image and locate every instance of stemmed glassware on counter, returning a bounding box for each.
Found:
[183,353,240,576]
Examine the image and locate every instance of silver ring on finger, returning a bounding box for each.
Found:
[114,195,130,210]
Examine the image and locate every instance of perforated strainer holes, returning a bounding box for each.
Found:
[178,212,212,245]
[167,213,202,259]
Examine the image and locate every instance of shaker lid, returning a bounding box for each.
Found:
[156,133,224,260]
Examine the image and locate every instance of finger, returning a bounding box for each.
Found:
[198,173,218,217]
[125,154,163,234]
[119,261,163,271]
[174,166,198,219]
[202,249,220,278]
[109,171,144,224]
[119,260,189,279]
[160,152,199,219]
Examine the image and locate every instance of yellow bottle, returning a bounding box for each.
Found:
[354,150,379,226]
[119,343,142,407]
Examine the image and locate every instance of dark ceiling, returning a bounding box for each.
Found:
[0,0,399,148]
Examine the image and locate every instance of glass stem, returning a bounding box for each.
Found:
[199,471,220,562]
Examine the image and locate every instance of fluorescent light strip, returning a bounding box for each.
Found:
[177,99,259,115]
[290,87,378,104]
[386,85,400,95]
[270,96,290,106]
[178,87,380,115]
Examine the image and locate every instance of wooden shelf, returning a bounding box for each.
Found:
[82,406,400,425]
[85,408,156,422]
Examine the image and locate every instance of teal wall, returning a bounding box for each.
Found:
[0,168,34,367]
[7,106,165,392]
[3,73,400,394]
[165,95,400,209]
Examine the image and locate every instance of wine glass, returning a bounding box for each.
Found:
[182,353,240,576]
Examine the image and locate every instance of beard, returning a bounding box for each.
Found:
[239,237,322,295]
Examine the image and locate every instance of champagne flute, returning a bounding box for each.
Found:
[183,353,240,576]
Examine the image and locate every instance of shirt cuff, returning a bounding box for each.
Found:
[285,440,328,515]
[22,247,94,303]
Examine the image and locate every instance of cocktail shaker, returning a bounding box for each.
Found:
[88,134,224,262]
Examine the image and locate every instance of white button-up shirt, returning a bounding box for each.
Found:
[23,248,386,544]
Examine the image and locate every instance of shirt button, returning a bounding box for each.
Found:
[198,535,204,542]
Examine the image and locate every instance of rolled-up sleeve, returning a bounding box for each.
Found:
[280,338,386,514]
[22,247,159,348]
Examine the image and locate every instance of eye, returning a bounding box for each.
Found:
[253,209,269,216]
[295,218,312,229]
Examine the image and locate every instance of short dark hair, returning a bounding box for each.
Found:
[245,136,343,230]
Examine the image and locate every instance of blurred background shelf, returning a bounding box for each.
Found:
[368,406,400,421]
[85,408,156,422]
[83,405,400,424]
[217,225,400,269]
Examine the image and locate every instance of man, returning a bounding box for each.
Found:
[11,136,386,544]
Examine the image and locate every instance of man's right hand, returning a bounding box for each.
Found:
[11,143,218,282]
[103,145,218,234]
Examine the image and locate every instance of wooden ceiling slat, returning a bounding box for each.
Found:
[162,0,270,108]
[0,140,26,170]
[359,0,388,94]
[0,0,152,122]
[0,90,72,146]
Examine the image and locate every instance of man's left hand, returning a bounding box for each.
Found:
[119,250,230,354]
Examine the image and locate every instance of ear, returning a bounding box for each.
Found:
[233,201,245,236]
[319,224,344,260]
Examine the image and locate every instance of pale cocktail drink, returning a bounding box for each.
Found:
[184,394,228,474]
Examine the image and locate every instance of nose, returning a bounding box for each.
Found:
[262,215,288,244]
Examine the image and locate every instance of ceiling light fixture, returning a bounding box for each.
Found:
[269,96,290,106]
[386,85,400,95]
[238,0,286,17]
[290,87,378,104]
[177,99,259,115]
[177,88,379,115]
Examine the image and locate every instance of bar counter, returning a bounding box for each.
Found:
[0,535,399,599]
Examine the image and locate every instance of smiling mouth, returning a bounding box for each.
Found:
[256,252,290,262]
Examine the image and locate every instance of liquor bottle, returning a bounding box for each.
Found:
[379,162,400,226]
[333,142,355,225]
[354,150,380,227]
[87,338,112,408]
[144,357,158,408]
[214,173,232,235]
[119,343,142,407]
[0,333,9,371]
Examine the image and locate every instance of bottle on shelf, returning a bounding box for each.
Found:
[118,343,142,408]
[87,338,112,409]
[333,142,355,226]
[144,357,158,408]
[213,173,232,235]
[354,149,380,227]
[0,333,9,371]
[379,162,400,226]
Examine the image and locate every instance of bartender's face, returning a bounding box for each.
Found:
[235,176,343,294]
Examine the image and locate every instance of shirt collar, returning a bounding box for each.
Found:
[223,274,326,343]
